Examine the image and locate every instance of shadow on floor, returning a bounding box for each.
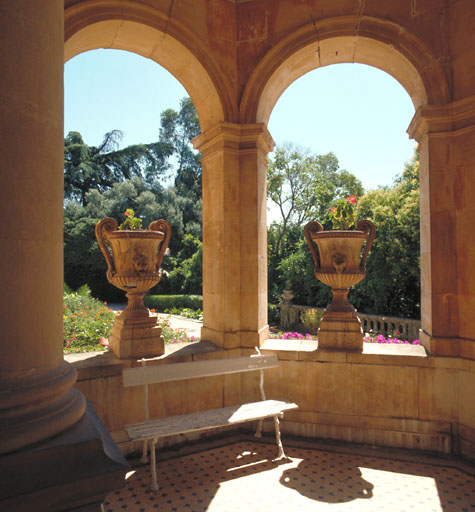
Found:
[103,439,475,512]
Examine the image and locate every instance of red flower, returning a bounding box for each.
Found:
[346,195,357,204]
[330,206,337,213]
[124,210,130,217]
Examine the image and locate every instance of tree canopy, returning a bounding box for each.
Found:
[64,98,203,301]
[268,148,421,318]
[352,151,420,317]
[64,96,420,320]
[64,130,172,205]
[159,97,202,200]
[267,143,364,256]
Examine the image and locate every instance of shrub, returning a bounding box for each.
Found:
[300,309,323,334]
[268,303,280,325]
[64,285,116,353]
[163,307,203,320]
[156,316,198,344]
[144,294,203,311]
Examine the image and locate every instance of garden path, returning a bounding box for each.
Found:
[107,303,203,339]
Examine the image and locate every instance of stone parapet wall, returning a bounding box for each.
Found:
[68,341,475,463]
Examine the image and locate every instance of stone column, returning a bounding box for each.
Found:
[408,97,475,359]
[0,0,85,456]
[193,122,274,349]
[0,4,128,510]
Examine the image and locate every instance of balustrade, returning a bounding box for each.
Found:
[278,304,420,341]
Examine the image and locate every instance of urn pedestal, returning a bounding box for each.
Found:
[95,218,171,359]
[304,220,375,351]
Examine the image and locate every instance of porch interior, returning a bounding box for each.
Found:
[66,335,475,511]
[102,435,474,512]
[2,1,475,511]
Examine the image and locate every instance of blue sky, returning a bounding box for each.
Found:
[65,49,416,192]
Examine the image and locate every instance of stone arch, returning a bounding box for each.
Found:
[240,16,450,124]
[64,2,236,131]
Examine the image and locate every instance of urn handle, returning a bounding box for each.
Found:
[356,219,376,272]
[149,219,171,272]
[95,218,118,277]
[304,221,324,273]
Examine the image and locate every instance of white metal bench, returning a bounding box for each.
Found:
[122,349,298,490]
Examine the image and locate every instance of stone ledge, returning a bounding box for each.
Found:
[260,338,428,366]
[66,340,222,381]
[67,339,475,378]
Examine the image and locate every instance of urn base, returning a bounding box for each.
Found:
[109,313,165,359]
[317,309,363,351]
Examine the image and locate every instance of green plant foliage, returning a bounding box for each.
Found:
[267,143,363,309]
[64,97,203,302]
[268,303,280,325]
[64,130,171,206]
[300,308,323,334]
[273,235,332,308]
[267,143,364,256]
[330,195,357,230]
[159,97,202,202]
[63,177,202,301]
[268,149,420,320]
[144,294,203,311]
[63,285,116,353]
[118,208,143,230]
[156,316,198,344]
[351,151,420,318]
[164,307,203,320]
[164,234,202,294]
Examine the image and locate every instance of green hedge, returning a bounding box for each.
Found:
[144,294,203,312]
[145,295,280,326]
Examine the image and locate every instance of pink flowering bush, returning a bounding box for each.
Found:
[271,331,316,341]
[271,330,419,345]
[364,333,419,345]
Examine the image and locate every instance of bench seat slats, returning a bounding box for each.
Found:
[125,400,298,441]
[123,354,279,387]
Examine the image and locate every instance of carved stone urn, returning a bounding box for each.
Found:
[281,289,294,305]
[95,218,171,359]
[304,220,375,351]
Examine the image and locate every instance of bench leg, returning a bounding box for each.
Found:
[140,439,148,464]
[150,438,159,491]
[254,419,263,439]
[273,415,286,459]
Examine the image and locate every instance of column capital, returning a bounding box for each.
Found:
[407,95,475,142]
[193,121,275,157]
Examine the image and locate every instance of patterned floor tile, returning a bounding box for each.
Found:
[102,441,475,511]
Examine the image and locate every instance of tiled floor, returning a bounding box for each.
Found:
[103,439,475,511]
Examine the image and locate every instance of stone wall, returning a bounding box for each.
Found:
[68,342,475,462]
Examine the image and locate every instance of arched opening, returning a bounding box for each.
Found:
[265,63,420,338]
[243,21,449,346]
[63,48,206,352]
